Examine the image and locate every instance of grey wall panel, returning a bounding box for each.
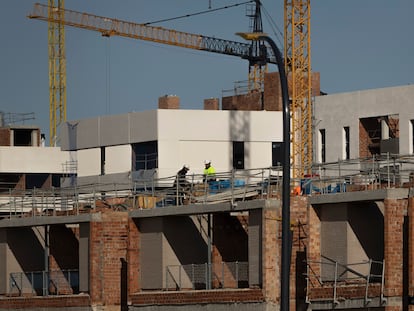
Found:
[129,110,158,143]
[61,111,159,151]
[320,204,348,281]
[99,114,130,147]
[140,218,163,290]
[61,118,100,151]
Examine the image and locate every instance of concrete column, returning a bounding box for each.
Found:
[79,223,90,293]
[0,229,6,294]
[381,119,390,140]
[248,209,262,287]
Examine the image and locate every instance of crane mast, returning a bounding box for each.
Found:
[246,0,268,91]
[284,0,312,180]
[47,0,66,146]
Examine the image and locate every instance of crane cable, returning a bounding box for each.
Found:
[260,4,284,49]
[142,1,255,25]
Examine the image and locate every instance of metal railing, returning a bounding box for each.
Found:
[0,167,284,217]
[165,261,249,291]
[2,154,414,217]
[9,269,79,296]
[305,257,385,305]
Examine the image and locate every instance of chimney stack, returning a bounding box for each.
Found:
[204,98,219,110]
[158,95,180,109]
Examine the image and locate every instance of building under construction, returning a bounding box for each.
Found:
[0,79,414,310]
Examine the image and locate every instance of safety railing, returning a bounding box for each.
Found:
[0,167,284,217]
[9,269,79,296]
[305,257,386,305]
[2,153,414,217]
[165,261,249,291]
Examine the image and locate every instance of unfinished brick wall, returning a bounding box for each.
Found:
[0,295,91,309]
[290,196,309,309]
[127,218,140,294]
[409,197,414,305]
[204,98,219,110]
[263,72,321,112]
[384,198,407,307]
[130,288,265,305]
[359,120,370,158]
[222,91,262,110]
[0,128,10,146]
[89,211,129,307]
[262,207,280,304]
[307,203,321,294]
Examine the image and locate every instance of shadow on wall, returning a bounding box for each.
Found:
[164,216,209,265]
[348,201,384,262]
[8,227,45,272]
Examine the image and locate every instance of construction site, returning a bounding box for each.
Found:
[1,1,414,311]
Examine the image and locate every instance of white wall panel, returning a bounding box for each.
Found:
[105,145,132,174]
[0,147,71,173]
[77,148,100,177]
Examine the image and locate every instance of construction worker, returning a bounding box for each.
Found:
[173,164,190,205]
[173,164,190,189]
[203,160,216,183]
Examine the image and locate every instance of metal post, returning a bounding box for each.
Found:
[236,32,291,311]
[258,35,291,311]
[207,213,212,290]
[44,225,49,296]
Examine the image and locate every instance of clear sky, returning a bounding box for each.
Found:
[1,1,413,145]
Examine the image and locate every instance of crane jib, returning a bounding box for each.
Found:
[28,3,276,64]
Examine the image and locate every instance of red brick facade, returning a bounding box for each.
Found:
[1,193,413,310]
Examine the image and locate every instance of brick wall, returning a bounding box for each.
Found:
[204,98,219,110]
[222,91,262,111]
[89,211,129,306]
[158,95,180,109]
[359,119,371,158]
[0,128,10,146]
[0,295,90,309]
[384,198,407,303]
[307,202,322,294]
[263,72,321,112]
[127,218,140,295]
[409,197,414,303]
[130,288,264,305]
[290,196,309,309]
[262,207,280,303]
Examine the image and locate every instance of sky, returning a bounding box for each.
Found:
[1,1,413,145]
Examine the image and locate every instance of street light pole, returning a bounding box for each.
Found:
[236,32,291,311]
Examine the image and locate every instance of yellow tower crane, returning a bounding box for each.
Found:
[47,0,66,147]
[28,2,274,143]
[30,2,313,181]
[284,0,312,179]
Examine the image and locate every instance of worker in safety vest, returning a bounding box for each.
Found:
[203,160,216,183]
